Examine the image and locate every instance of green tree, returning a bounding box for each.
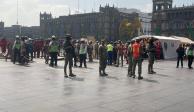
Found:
[119,19,132,41]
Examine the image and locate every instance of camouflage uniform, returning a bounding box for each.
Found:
[63,35,76,77]
[99,42,108,76]
[127,44,133,76]
[147,40,156,74]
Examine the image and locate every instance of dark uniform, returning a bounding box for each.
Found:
[147,38,156,74]
[87,41,93,62]
[63,35,76,78]
[99,41,108,76]
[127,43,133,76]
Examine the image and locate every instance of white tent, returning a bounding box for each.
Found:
[172,36,194,44]
[132,35,181,59]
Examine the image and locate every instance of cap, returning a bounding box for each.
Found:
[65,34,72,40]
[51,35,56,39]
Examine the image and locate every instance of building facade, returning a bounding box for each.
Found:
[152,0,194,39]
[3,25,40,39]
[40,5,139,41]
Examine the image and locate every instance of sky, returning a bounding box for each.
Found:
[0,0,194,27]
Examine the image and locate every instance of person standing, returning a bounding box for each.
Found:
[113,42,118,66]
[117,40,124,67]
[49,36,59,67]
[12,36,21,64]
[176,44,185,68]
[79,40,87,68]
[127,41,133,77]
[107,42,113,65]
[147,38,156,74]
[87,41,93,62]
[99,40,108,76]
[186,44,194,69]
[94,41,99,59]
[131,39,144,80]
[63,34,76,78]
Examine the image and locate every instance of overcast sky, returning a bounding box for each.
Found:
[0,0,194,27]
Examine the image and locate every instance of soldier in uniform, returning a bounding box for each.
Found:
[94,41,99,59]
[147,38,156,74]
[49,36,59,67]
[99,40,108,76]
[127,41,133,77]
[63,34,76,78]
[131,39,144,80]
[87,41,93,62]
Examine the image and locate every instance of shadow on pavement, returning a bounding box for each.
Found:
[104,76,120,80]
[156,73,170,77]
[68,77,85,82]
[142,78,159,84]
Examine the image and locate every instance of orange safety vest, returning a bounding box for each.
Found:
[132,42,140,59]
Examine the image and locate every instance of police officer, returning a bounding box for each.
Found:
[127,41,133,77]
[49,35,59,67]
[147,38,156,74]
[99,40,108,76]
[131,39,143,80]
[63,34,76,78]
[12,35,21,64]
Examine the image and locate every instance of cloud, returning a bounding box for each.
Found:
[0,0,72,26]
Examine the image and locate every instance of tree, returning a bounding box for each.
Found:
[119,19,132,41]
[119,18,142,41]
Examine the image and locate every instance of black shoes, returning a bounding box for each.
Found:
[69,74,76,77]
[138,76,143,80]
[64,74,76,78]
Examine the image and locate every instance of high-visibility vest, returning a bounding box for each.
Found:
[50,42,59,53]
[132,42,140,59]
[107,44,113,52]
[15,41,21,50]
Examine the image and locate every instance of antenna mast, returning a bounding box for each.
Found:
[17,0,19,25]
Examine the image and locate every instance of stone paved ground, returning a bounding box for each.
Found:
[0,58,194,112]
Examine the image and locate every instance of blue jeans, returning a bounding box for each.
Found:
[107,51,113,65]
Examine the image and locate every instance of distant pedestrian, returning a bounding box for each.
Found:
[186,44,194,69]
[176,44,185,68]
[63,34,76,78]
[94,41,99,59]
[131,39,144,80]
[79,40,87,68]
[12,36,21,64]
[117,40,124,67]
[107,41,113,65]
[113,42,118,66]
[127,41,133,77]
[49,36,59,67]
[99,40,108,76]
[147,38,156,74]
[87,41,93,62]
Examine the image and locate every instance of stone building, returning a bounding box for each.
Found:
[40,5,139,41]
[152,0,194,39]
[3,25,40,39]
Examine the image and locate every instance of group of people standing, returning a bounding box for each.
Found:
[176,44,194,69]
[2,35,193,80]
